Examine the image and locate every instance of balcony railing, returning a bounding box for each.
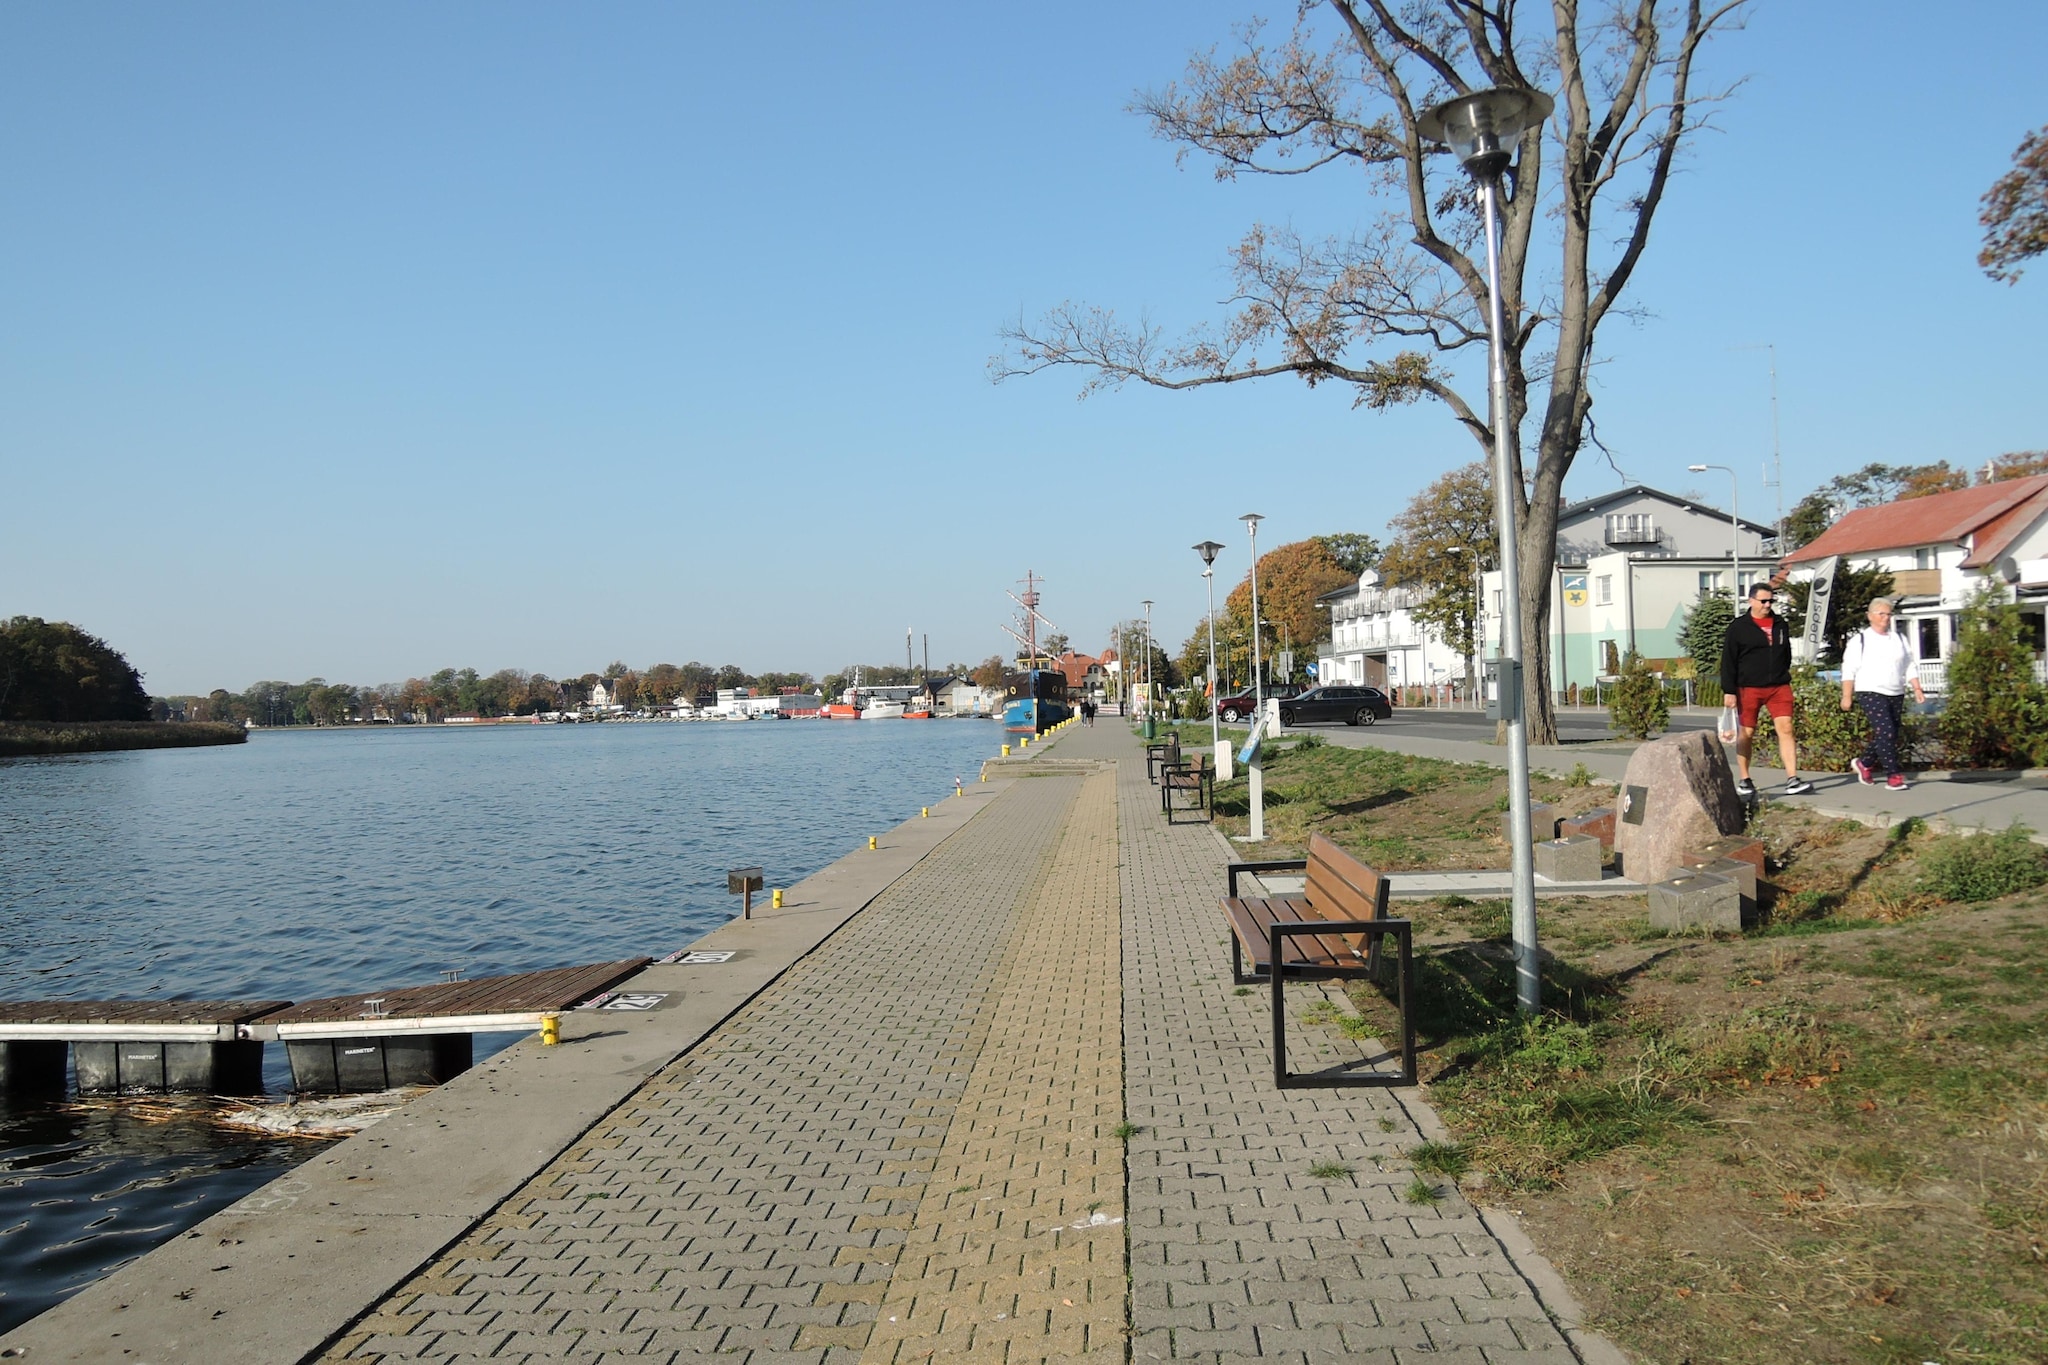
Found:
[1914,659,2048,695]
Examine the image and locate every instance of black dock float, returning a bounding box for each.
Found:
[262,958,651,1093]
[0,1001,290,1094]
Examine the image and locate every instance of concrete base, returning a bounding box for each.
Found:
[1682,855,1759,922]
[1500,802,1559,845]
[73,1040,266,1095]
[1534,834,1603,883]
[1649,872,1741,933]
[0,1039,68,1094]
[1558,807,1616,848]
[1685,835,1766,881]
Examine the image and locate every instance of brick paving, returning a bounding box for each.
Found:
[1056,722,1581,1364]
[321,722,1608,1365]
[322,771,1089,1364]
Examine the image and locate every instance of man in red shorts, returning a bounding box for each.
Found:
[1719,580,1813,797]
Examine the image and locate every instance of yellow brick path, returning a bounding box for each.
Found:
[859,767,1123,1364]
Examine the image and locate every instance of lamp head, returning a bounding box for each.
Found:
[1687,464,1708,473]
[1240,512,1264,534]
[1193,539,1225,566]
[1418,88,1552,182]
[1141,599,1153,612]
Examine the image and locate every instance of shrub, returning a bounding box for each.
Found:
[1919,824,2048,903]
[1608,651,1669,739]
[1679,591,1737,679]
[1940,583,2048,768]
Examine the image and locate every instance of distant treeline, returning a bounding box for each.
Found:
[159,658,981,726]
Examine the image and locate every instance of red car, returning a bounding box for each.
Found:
[1215,683,1304,723]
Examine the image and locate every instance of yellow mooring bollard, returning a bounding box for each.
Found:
[868,836,878,851]
[771,888,783,909]
[539,1014,561,1046]
[921,806,929,818]
[1001,744,1010,756]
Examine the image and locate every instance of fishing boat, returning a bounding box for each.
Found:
[861,696,906,720]
[902,705,933,720]
[822,703,860,720]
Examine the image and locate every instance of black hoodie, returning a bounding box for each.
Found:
[1720,608,1792,693]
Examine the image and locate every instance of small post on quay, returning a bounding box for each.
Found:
[727,865,764,919]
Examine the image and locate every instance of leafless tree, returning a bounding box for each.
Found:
[994,0,1748,742]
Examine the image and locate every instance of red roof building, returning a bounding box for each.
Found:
[1780,473,2048,689]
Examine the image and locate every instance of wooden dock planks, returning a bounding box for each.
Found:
[261,958,653,1031]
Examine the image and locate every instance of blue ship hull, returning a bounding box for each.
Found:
[1002,698,1070,734]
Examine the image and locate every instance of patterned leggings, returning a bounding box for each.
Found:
[1856,692,1905,777]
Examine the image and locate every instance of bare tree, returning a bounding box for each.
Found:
[994,0,1747,742]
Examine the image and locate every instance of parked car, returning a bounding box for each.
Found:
[1278,685,1393,727]
[1215,683,1304,723]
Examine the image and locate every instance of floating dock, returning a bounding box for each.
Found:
[0,959,651,1096]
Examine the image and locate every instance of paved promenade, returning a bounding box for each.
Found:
[8,722,1619,1364]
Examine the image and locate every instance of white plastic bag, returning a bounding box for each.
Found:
[1717,705,1739,744]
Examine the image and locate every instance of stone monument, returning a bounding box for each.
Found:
[1611,731,1746,884]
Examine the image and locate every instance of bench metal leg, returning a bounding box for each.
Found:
[1268,921,1416,1089]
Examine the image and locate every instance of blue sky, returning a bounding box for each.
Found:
[3,2,2041,694]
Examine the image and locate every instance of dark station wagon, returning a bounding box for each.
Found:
[1277,685,1394,728]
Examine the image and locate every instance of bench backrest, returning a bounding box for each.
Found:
[1303,832,1390,928]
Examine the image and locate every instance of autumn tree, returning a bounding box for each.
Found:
[1986,450,2048,482]
[1377,461,1497,690]
[1313,532,1382,575]
[996,0,1748,742]
[1979,124,2048,284]
[1223,539,1356,668]
[970,654,1008,693]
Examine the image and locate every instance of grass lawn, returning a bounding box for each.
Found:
[1219,739,2048,1364]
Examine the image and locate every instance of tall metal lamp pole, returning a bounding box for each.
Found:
[1688,464,1742,599]
[1419,87,1552,1016]
[1241,514,1265,710]
[1141,599,1153,722]
[1194,541,1226,758]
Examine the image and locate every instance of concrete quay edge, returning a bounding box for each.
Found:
[0,771,1019,1365]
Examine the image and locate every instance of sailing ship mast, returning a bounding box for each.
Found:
[1001,570,1059,668]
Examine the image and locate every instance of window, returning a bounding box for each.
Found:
[1919,618,1941,659]
[1596,575,1614,605]
[1601,639,1621,674]
[1491,590,1503,615]
[1914,547,1935,570]
[1698,570,1724,595]
[1604,512,1656,544]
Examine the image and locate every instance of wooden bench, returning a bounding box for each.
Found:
[1223,832,1416,1088]
[1161,751,1213,823]
[1144,732,1181,783]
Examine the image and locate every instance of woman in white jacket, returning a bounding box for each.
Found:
[1838,597,1925,789]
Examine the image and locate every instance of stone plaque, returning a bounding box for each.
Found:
[1621,785,1650,825]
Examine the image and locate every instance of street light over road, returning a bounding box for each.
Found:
[1688,463,1742,599]
[1419,86,1552,1016]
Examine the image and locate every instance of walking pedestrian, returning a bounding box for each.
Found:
[1840,597,1924,789]
[1719,580,1813,796]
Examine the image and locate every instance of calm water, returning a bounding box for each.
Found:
[0,718,1000,1332]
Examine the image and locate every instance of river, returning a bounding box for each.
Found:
[0,717,1002,1333]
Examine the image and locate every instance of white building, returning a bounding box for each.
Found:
[1317,571,1471,693]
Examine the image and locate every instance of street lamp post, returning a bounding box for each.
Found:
[1141,599,1154,730]
[1688,464,1742,600]
[1195,540,1226,765]
[1420,86,1552,1016]
[1239,513,1268,843]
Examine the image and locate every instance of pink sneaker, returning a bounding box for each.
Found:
[1887,773,1910,790]
[1851,757,1873,785]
